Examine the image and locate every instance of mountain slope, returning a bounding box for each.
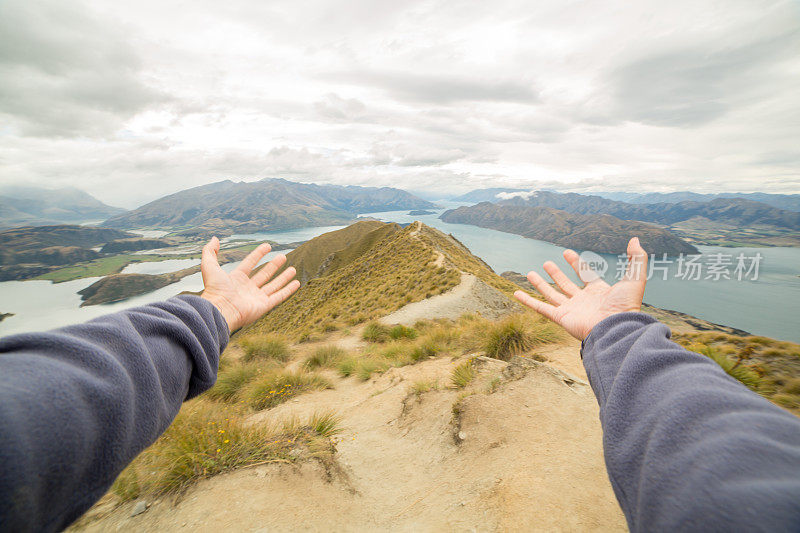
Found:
[441,202,699,254]
[499,191,800,231]
[245,221,520,339]
[103,178,435,234]
[0,185,125,229]
[282,220,399,283]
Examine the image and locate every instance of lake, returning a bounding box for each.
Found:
[2,209,798,342]
[360,203,800,343]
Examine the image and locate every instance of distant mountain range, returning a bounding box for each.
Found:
[103,178,435,234]
[454,188,800,212]
[441,203,699,255]
[496,191,800,231]
[451,188,530,203]
[594,192,800,212]
[0,186,125,229]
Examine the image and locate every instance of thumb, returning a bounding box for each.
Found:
[624,237,648,283]
[201,236,224,276]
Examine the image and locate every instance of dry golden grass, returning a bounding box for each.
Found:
[239,334,291,363]
[674,330,800,413]
[304,345,347,369]
[246,370,332,410]
[112,402,341,501]
[245,225,461,340]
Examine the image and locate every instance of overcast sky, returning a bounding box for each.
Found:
[0,0,798,208]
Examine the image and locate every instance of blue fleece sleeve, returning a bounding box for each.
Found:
[0,295,229,532]
[581,312,800,532]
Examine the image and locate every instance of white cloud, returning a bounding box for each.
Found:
[0,0,798,207]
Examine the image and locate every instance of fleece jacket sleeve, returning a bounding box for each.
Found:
[0,295,229,532]
[581,312,800,533]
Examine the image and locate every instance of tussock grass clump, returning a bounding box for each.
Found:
[485,315,562,360]
[112,403,341,501]
[304,345,347,369]
[410,379,438,395]
[337,356,359,377]
[355,357,391,381]
[362,322,391,343]
[696,345,762,391]
[451,360,476,389]
[485,317,531,360]
[247,371,332,410]
[206,363,260,402]
[240,334,291,363]
[389,324,418,340]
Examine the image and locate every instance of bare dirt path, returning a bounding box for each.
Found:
[82,354,625,532]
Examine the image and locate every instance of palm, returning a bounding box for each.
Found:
[200,238,300,332]
[515,238,648,340]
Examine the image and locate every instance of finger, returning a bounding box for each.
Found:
[624,237,648,283]
[201,237,224,276]
[265,280,301,310]
[543,260,580,296]
[262,266,297,296]
[235,243,271,276]
[563,249,605,285]
[514,290,559,322]
[250,253,287,287]
[526,270,567,305]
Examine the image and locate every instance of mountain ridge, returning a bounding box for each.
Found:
[0,185,125,229]
[103,178,435,234]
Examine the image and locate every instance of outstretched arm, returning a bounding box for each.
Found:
[515,238,800,532]
[0,240,299,532]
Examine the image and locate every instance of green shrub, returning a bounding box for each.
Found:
[304,345,347,369]
[240,334,290,363]
[409,338,439,362]
[389,324,418,340]
[485,317,532,360]
[247,371,332,410]
[337,357,359,377]
[206,363,259,402]
[356,357,390,381]
[362,321,391,343]
[451,360,476,389]
[699,346,762,391]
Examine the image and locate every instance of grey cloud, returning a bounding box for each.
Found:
[0,0,169,137]
[329,70,538,104]
[610,26,800,127]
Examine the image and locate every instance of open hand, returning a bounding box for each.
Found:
[200,237,300,332]
[514,237,648,340]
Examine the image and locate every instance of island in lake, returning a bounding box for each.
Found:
[408,210,435,216]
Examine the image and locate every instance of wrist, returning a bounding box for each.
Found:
[201,292,241,332]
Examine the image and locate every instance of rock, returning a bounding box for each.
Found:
[457,431,467,441]
[131,500,148,517]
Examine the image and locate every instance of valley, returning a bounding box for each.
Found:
[71,220,799,531]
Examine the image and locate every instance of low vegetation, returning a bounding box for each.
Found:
[244,225,463,340]
[206,363,260,402]
[112,402,341,501]
[247,371,332,410]
[240,334,291,363]
[451,360,476,389]
[485,315,562,360]
[674,330,800,413]
[304,345,347,369]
